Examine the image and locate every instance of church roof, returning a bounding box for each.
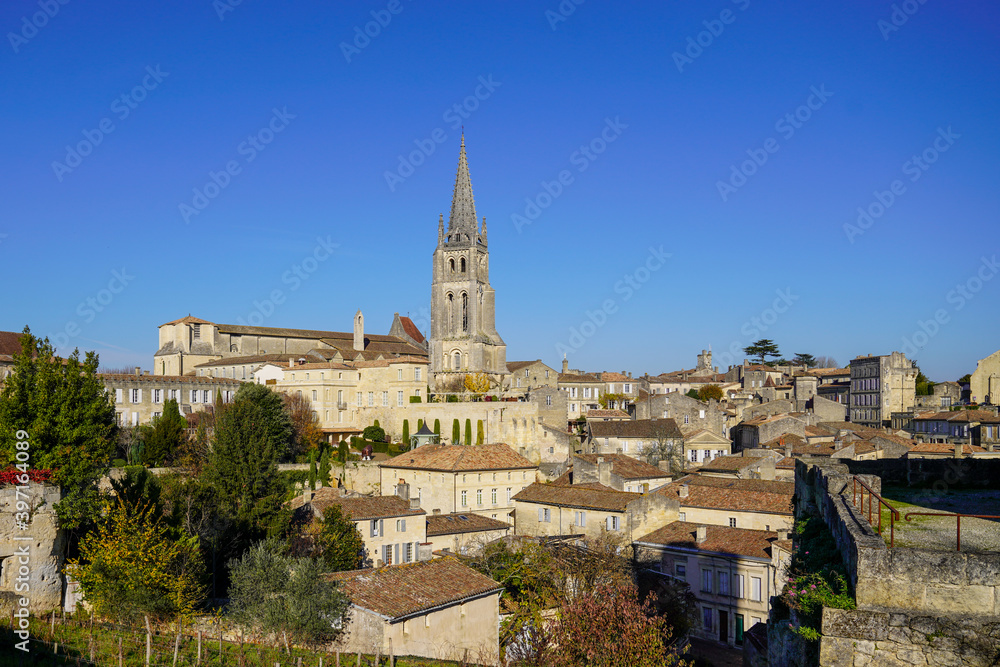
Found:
[397,316,425,344]
[448,134,479,236]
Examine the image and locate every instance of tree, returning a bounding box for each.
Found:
[433,418,441,435]
[66,499,205,624]
[744,339,781,365]
[697,384,723,402]
[203,383,292,541]
[915,371,935,396]
[142,399,186,467]
[465,418,472,446]
[0,327,116,535]
[452,419,461,444]
[642,420,686,476]
[958,373,972,384]
[402,419,410,445]
[477,419,484,445]
[228,539,350,647]
[792,353,817,368]
[464,372,491,395]
[548,581,685,667]
[318,449,331,487]
[308,451,317,490]
[283,392,323,461]
[599,392,624,409]
[315,506,367,571]
[362,424,385,442]
[685,389,700,399]
[337,440,348,463]
[813,355,839,369]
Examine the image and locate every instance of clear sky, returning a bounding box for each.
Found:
[1,1,997,381]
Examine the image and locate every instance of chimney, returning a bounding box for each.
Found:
[598,461,612,487]
[395,478,410,501]
[302,487,313,506]
[953,443,963,459]
[679,484,689,498]
[784,443,792,459]
[777,528,790,540]
[409,497,420,509]
[432,508,441,515]
[134,366,141,376]
[696,525,707,543]
[288,357,294,368]
[354,310,364,352]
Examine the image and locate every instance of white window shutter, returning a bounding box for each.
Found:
[115,389,122,403]
[606,516,613,530]
[136,389,142,403]
[538,508,544,522]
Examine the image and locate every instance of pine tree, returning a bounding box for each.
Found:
[465,419,472,446]
[477,420,484,445]
[452,419,461,445]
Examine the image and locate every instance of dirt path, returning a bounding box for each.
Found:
[880,487,1000,552]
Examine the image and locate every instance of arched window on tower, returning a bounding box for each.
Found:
[454,351,461,370]
[460,257,466,272]
[462,292,468,332]
[449,258,455,272]
[447,293,454,333]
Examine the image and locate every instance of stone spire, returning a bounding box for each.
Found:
[438,213,444,243]
[481,216,487,244]
[447,133,478,237]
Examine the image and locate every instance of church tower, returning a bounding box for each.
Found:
[429,135,506,390]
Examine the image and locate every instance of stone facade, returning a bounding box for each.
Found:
[0,483,65,614]
[102,372,242,426]
[849,352,917,427]
[503,360,558,398]
[634,391,726,437]
[970,349,1000,405]
[429,136,506,390]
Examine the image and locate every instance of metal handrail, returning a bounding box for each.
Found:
[852,476,900,547]
[903,512,1000,551]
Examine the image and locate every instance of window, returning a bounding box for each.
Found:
[516,378,521,388]
[684,415,690,424]
[750,576,762,602]
[131,412,139,426]
[461,490,468,507]
[368,392,374,406]
[699,409,705,418]
[545,395,552,406]
[415,389,421,399]
[701,569,712,593]
[570,387,578,398]
[396,519,406,532]
[397,391,404,406]
[491,488,497,505]
[383,544,393,566]
[570,403,576,412]
[729,517,737,528]
[382,392,389,406]
[190,390,198,403]
[675,562,686,577]
[356,392,363,406]
[453,352,461,370]
[415,368,421,381]
[583,387,591,398]
[153,389,162,403]
[679,512,686,521]
[574,511,586,527]
[545,370,549,379]
[404,542,413,563]
[312,390,318,401]
[703,607,713,632]
[398,369,403,381]
[718,572,729,596]
[370,520,382,538]
[733,574,745,598]
[476,489,483,505]
[506,488,512,503]
[203,390,211,402]
[606,516,620,531]
[624,383,631,393]
[130,389,141,403]
[736,614,745,645]
[538,507,551,522]
[689,450,697,462]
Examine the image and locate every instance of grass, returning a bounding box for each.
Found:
[0,614,485,667]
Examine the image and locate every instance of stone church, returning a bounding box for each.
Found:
[429,135,507,391]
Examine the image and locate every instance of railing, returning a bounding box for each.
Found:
[852,476,900,547]
[903,512,1000,551]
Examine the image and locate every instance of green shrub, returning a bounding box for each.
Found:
[111,458,127,468]
[402,420,410,444]
[363,425,385,442]
[409,396,421,403]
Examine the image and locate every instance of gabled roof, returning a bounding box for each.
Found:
[585,409,631,419]
[572,454,671,480]
[513,482,641,512]
[330,557,501,621]
[160,315,213,326]
[397,316,425,344]
[558,372,602,383]
[636,521,779,560]
[507,360,543,372]
[381,444,536,472]
[653,475,794,515]
[699,455,758,472]
[0,331,25,356]
[908,442,986,454]
[589,418,682,440]
[286,487,425,520]
[426,512,511,537]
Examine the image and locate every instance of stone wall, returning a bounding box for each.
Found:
[0,483,65,614]
[788,460,1000,666]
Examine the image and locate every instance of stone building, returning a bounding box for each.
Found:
[378,444,537,522]
[330,557,502,663]
[557,370,604,420]
[554,453,673,493]
[425,512,511,555]
[101,371,243,425]
[0,330,22,382]
[585,418,684,461]
[914,380,962,410]
[503,360,558,398]
[634,522,791,648]
[513,482,678,541]
[154,312,426,377]
[970,349,1000,405]
[848,352,917,427]
[652,475,795,532]
[429,136,507,390]
[634,391,726,437]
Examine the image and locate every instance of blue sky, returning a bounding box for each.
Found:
[1,1,997,381]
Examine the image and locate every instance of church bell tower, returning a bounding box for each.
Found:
[429,135,506,390]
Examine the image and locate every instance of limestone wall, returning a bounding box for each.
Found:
[0,483,65,614]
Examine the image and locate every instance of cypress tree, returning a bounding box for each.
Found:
[308,450,317,490]
[452,419,460,444]
[402,419,410,445]
[476,420,484,445]
[319,449,331,487]
[433,419,441,435]
[464,419,472,447]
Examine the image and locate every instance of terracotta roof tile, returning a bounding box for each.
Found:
[589,419,682,439]
[908,442,986,454]
[513,482,641,512]
[572,454,671,480]
[426,512,512,537]
[329,557,501,620]
[0,331,25,356]
[287,488,425,520]
[636,521,779,560]
[381,444,536,472]
[654,475,793,515]
[699,455,757,472]
[585,409,631,419]
[397,316,425,344]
